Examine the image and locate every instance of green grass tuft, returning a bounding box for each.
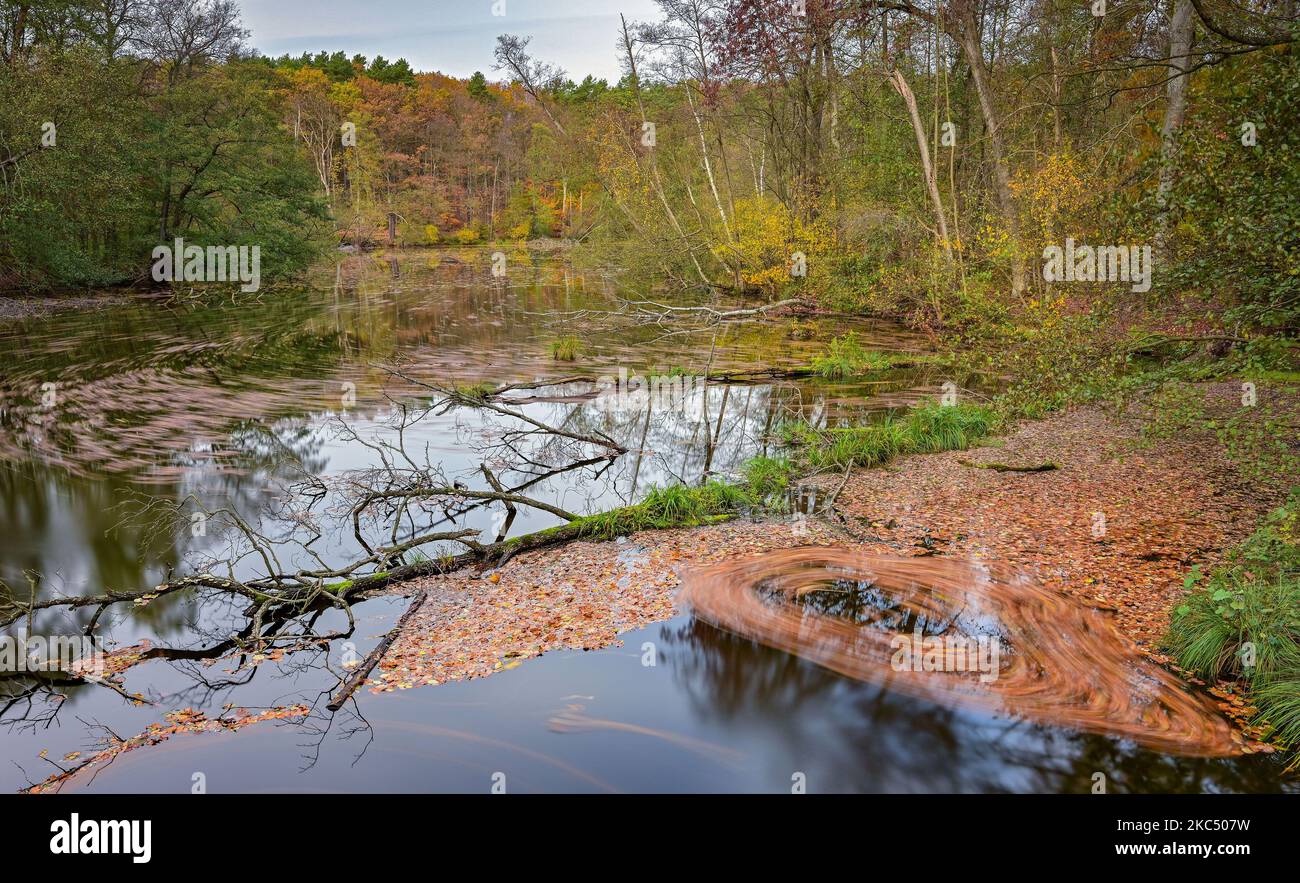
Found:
[1164,492,1300,763]
[575,480,755,540]
[551,335,581,361]
[781,402,997,470]
[742,456,797,501]
[452,381,496,402]
[809,333,901,379]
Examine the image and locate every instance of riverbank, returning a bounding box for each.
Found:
[368,389,1289,750]
[23,383,1294,793]
[0,292,130,323]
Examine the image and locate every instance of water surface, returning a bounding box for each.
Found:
[1,249,1283,793]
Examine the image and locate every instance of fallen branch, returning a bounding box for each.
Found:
[818,458,856,518]
[1124,334,1247,354]
[958,459,1059,473]
[327,591,429,711]
[389,370,626,454]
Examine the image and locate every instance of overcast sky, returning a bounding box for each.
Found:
[239,0,664,81]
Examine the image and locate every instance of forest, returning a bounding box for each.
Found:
[4,1,1296,327]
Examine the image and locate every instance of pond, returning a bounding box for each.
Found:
[0,249,1289,793]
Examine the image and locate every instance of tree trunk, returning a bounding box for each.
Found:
[685,85,734,267]
[9,3,28,65]
[620,14,710,286]
[889,69,953,263]
[1155,0,1195,254]
[1050,46,1063,149]
[954,8,1025,295]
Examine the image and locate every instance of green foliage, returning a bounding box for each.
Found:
[1133,372,1300,484]
[467,71,493,102]
[550,335,580,361]
[553,76,610,104]
[983,310,1118,421]
[742,456,797,504]
[575,480,754,540]
[1251,677,1300,759]
[1158,48,1300,332]
[1165,494,1300,761]
[902,402,998,453]
[452,381,497,402]
[1,51,329,291]
[809,333,898,378]
[364,56,416,86]
[781,402,997,470]
[0,48,151,287]
[566,455,797,541]
[1167,565,1300,683]
[264,50,360,82]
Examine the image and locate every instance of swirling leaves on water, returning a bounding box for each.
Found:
[678,548,1244,757]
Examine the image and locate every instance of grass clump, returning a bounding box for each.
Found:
[452,381,496,402]
[781,402,997,470]
[742,456,797,501]
[902,401,996,453]
[809,333,900,379]
[1164,492,1300,762]
[576,480,756,540]
[551,335,581,361]
[1168,566,1300,682]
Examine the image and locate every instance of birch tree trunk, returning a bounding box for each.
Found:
[620,15,710,286]
[685,85,733,243]
[1155,0,1195,254]
[889,68,953,263]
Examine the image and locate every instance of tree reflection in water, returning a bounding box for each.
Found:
[654,617,1294,794]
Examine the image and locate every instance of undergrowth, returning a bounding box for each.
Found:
[1165,493,1300,763]
[780,402,997,470]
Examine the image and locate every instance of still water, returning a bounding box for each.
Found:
[48,607,1294,794]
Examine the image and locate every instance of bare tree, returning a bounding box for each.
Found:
[83,0,147,59]
[130,0,246,84]
[888,67,953,264]
[493,34,568,136]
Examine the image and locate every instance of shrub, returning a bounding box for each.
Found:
[1165,493,1300,762]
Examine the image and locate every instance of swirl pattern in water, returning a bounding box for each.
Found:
[677,548,1242,757]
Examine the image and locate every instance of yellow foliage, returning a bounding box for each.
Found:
[1009,153,1099,249]
[723,197,834,291]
